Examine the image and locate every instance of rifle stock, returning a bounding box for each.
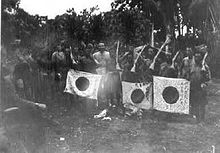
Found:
[170,51,180,69]
[116,40,122,70]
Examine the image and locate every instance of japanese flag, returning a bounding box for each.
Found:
[153,76,190,114]
[64,70,102,99]
[122,81,153,110]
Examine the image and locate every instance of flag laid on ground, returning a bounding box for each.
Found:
[64,70,102,99]
[122,81,153,110]
[153,76,190,114]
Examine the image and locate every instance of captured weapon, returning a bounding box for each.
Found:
[115,40,122,70]
[170,51,180,69]
[149,35,171,70]
[130,45,147,72]
[201,52,208,71]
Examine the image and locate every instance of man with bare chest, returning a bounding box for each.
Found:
[93,43,111,75]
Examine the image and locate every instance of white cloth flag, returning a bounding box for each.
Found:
[64,70,102,99]
[153,76,190,114]
[122,81,152,110]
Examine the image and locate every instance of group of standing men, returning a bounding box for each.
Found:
[51,41,211,123]
[73,41,211,123]
[1,41,212,130]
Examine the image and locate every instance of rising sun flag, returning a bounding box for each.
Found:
[122,81,153,110]
[153,76,190,114]
[64,70,102,100]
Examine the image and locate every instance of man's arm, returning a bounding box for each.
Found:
[93,53,100,65]
[119,52,129,63]
[200,64,211,88]
[203,64,211,82]
[51,52,57,63]
[179,58,188,78]
[4,75,46,110]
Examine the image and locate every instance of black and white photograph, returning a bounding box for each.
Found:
[1,0,220,152]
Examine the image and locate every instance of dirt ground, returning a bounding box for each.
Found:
[3,79,220,153]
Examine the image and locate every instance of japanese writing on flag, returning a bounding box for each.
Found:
[153,76,190,114]
[122,81,153,110]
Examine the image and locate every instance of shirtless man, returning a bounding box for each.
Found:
[189,51,211,123]
[180,47,194,79]
[93,43,111,75]
[92,43,112,110]
[79,43,97,74]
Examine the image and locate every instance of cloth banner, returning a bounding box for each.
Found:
[153,76,190,114]
[64,70,102,99]
[122,81,152,110]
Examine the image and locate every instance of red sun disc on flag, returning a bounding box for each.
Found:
[131,89,145,104]
[75,77,90,91]
[162,86,179,104]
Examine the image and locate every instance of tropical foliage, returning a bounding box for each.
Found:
[1,0,220,76]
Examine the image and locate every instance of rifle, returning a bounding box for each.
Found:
[201,52,208,71]
[149,35,171,70]
[115,41,121,70]
[130,45,147,72]
[170,51,180,69]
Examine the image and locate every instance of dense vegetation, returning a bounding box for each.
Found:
[1,0,220,76]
